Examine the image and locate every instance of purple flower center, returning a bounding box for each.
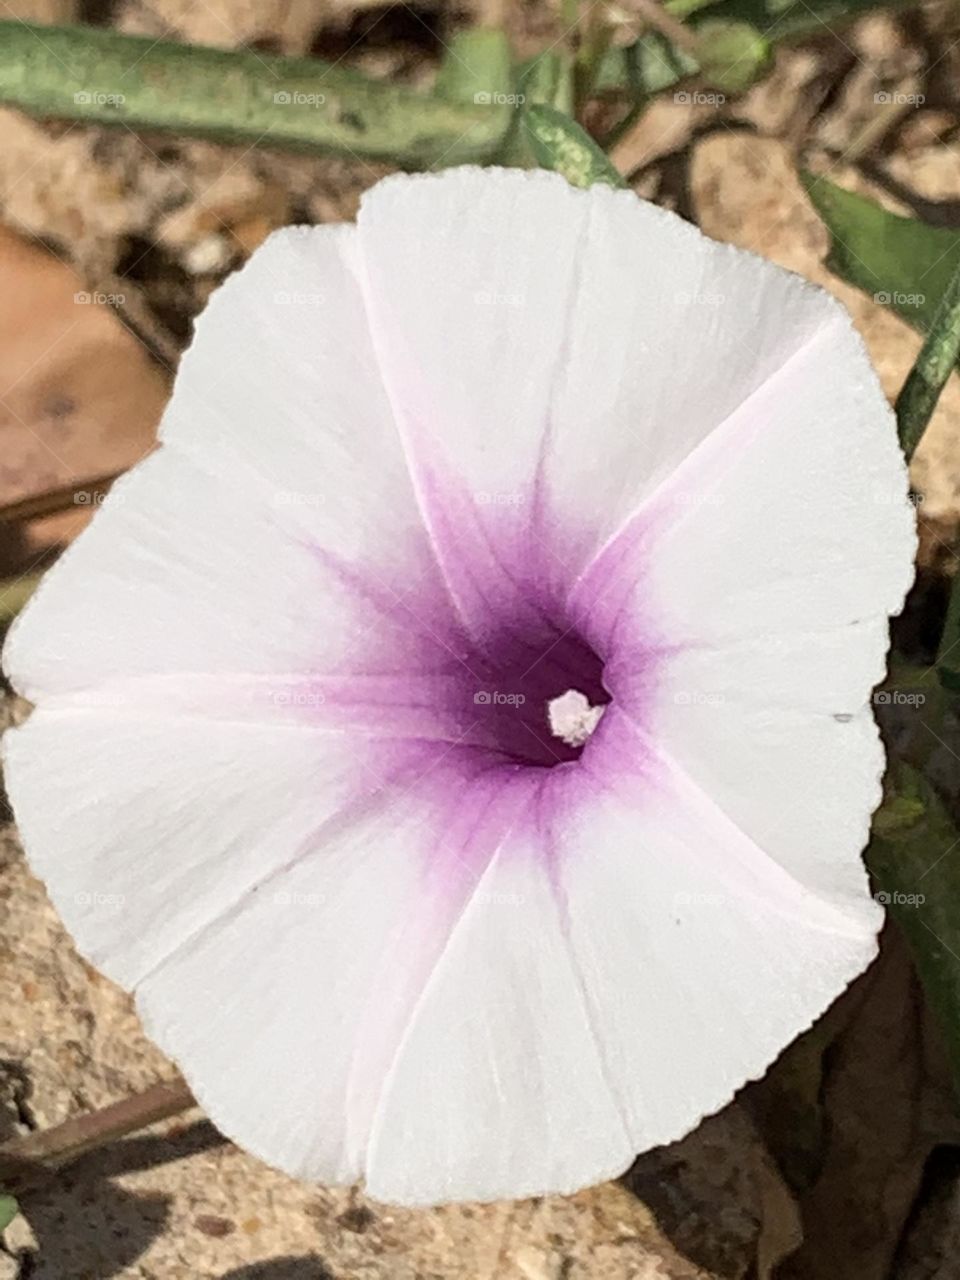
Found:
[464,623,611,768]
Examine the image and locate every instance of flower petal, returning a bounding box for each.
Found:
[357,168,593,636]
[2,167,915,1209]
[571,311,914,652]
[4,226,453,701]
[4,699,524,1185]
[133,766,457,1186]
[641,624,891,908]
[2,702,446,990]
[554,712,880,1153]
[365,784,634,1204]
[356,168,857,619]
[566,308,913,915]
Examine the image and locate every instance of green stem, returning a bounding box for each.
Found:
[0,23,513,167]
[895,256,960,461]
[936,555,960,692]
[574,10,614,112]
[664,0,722,16]
[0,573,44,624]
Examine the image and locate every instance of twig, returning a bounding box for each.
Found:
[0,1077,196,1195]
[843,82,918,162]
[0,472,127,526]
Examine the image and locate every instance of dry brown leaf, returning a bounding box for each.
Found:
[0,223,167,568]
[773,930,960,1280]
[625,1104,802,1280]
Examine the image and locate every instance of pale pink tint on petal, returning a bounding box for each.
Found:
[365,767,637,1205]
[356,169,856,605]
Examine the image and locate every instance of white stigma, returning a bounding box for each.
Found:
[547,689,606,748]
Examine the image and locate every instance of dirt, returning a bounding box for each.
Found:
[0,223,166,572]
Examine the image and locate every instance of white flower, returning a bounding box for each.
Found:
[2,168,916,1205]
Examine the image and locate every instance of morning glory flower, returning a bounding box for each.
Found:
[3,167,915,1206]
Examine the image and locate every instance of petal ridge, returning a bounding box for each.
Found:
[597,708,881,937]
[566,312,850,618]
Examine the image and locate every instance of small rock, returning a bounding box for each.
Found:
[513,1246,560,1279]
[195,1214,236,1238]
[853,12,914,66]
[183,234,234,276]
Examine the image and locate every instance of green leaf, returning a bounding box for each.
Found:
[805,175,960,457]
[0,572,43,624]
[937,562,960,693]
[867,765,960,1092]
[594,19,769,100]
[594,32,697,98]
[0,1194,18,1233]
[521,103,626,189]
[696,19,771,93]
[674,0,919,40]
[896,258,960,459]
[596,0,920,96]
[804,175,960,338]
[502,52,576,166]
